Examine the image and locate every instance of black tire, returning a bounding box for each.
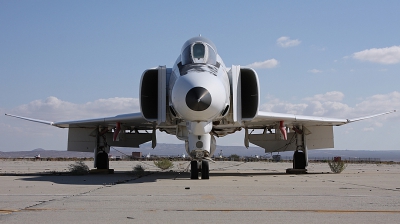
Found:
[96,152,109,169]
[190,161,199,179]
[201,160,209,180]
[293,151,306,169]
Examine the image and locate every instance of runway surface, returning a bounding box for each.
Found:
[1,160,400,223]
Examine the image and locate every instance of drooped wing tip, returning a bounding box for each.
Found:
[4,113,54,126]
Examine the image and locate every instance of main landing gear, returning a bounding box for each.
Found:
[292,126,307,170]
[190,160,209,179]
[293,150,306,170]
[96,150,109,169]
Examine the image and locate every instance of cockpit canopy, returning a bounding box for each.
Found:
[181,37,217,66]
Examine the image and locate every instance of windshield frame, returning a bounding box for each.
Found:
[191,42,208,63]
[181,41,217,66]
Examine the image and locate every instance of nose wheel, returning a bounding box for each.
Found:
[190,160,210,179]
[201,160,209,179]
[190,161,199,179]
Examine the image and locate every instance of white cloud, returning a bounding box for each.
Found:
[352,46,400,64]
[308,69,322,73]
[354,92,400,116]
[6,93,399,128]
[363,127,374,132]
[3,92,400,151]
[1,97,142,151]
[245,59,278,69]
[306,101,352,117]
[260,98,307,115]
[277,36,301,48]
[261,91,399,120]
[9,96,140,121]
[304,91,345,102]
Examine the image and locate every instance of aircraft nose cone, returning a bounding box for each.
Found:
[185,87,212,111]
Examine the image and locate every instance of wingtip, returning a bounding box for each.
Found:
[5,113,54,126]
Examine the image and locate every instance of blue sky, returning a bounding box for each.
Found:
[1,1,400,152]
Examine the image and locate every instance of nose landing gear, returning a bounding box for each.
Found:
[190,161,199,179]
[201,160,210,179]
[190,160,210,179]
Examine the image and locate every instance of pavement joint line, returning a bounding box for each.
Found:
[306,175,400,192]
[210,162,247,171]
[163,209,400,213]
[0,208,66,215]
[0,174,147,217]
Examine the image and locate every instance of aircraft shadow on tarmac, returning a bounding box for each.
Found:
[15,171,332,185]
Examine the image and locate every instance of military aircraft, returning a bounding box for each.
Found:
[6,36,395,179]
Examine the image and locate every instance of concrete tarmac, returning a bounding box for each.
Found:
[1,160,400,223]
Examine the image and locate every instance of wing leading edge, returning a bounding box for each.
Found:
[6,109,396,133]
[5,112,153,129]
[245,110,396,128]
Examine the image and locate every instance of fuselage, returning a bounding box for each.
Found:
[169,37,231,123]
[167,37,231,158]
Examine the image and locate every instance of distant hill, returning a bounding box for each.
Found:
[1,143,400,161]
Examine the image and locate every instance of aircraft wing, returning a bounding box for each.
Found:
[5,112,153,129]
[6,109,396,131]
[5,112,156,151]
[240,110,396,152]
[244,110,396,128]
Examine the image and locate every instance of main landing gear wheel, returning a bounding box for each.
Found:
[96,151,109,169]
[190,161,199,179]
[201,160,209,179]
[293,150,306,169]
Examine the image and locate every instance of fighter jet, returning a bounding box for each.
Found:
[6,36,395,179]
